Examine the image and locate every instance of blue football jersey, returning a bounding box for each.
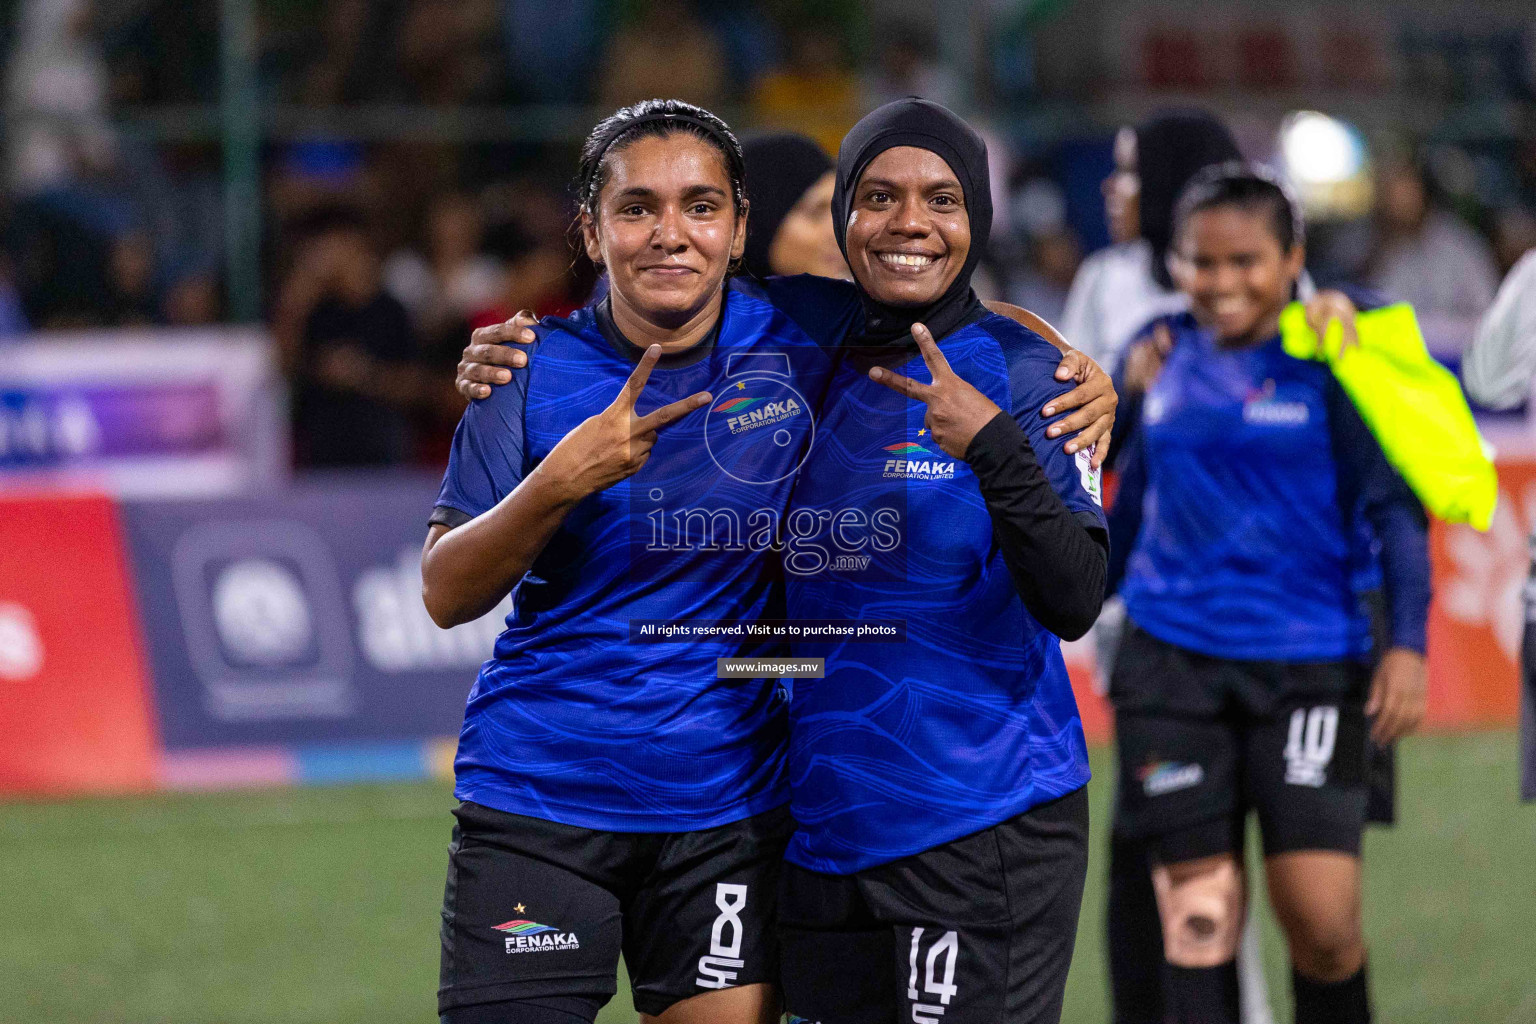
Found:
[1109,295,1389,623]
[433,276,857,831]
[1119,313,1376,661]
[780,313,1105,874]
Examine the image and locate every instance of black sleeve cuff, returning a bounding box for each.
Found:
[1076,511,1111,554]
[428,504,474,530]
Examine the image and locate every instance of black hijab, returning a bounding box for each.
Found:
[742,133,834,279]
[1134,109,1241,288]
[832,97,991,346]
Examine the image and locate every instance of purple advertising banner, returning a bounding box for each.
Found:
[0,328,286,497]
[0,383,223,466]
[120,474,507,751]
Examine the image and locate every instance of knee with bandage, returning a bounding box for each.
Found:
[1151,857,1244,968]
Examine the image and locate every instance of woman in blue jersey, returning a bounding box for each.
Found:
[1094,111,1371,1024]
[1105,165,1430,1024]
[421,100,1115,1024]
[425,99,896,1024]
[774,99,1109,1024]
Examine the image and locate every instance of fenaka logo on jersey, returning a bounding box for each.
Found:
[715,392,803,434]
[1139,760,1205,796]
[881,436,956,480]
[494,916,580,954]
[1243,379,1309,426]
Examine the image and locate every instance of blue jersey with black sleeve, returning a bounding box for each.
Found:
[1113,311,1429,662]
[780,312,1105,874]
[431,276,858,832]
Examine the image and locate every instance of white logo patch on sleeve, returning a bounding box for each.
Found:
[1075,448,1103,506]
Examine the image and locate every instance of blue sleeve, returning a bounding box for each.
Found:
[1105,315,1168,471]
[430,363,530,529]
[758,274,864,349]
[1105,429,1147,597]
[1004,328,1108,531]
[1325,379,1431,654]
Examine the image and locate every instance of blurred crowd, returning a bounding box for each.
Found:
[2,0,1534,470]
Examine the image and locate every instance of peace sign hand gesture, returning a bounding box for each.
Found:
[868,323,1003,460]
[542,345,712,501]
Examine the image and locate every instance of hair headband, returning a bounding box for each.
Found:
[585,112,745,208]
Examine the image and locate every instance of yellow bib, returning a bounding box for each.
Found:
[1278,301,1496,531]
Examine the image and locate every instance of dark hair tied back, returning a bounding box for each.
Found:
[1172,161,1304,252]
[576,99,747,219]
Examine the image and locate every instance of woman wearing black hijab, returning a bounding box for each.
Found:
[1135,112,1249,290]
[776,98,1108,1024]
[1061,109,1243,370]
[740,133,848,280]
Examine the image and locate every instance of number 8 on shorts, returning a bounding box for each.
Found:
[696,883,749,989]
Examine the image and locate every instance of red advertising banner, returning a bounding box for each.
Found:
[0,493,159,795]
[1065,644,1113,746]
[1424,459,1532,729]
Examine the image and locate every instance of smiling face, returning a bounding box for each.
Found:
[1171,203,1305,347]
[844,146,971,307]
[582,133,747,329]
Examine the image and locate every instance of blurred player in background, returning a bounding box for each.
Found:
[275,205,438,467]
[1066,108,1270,1024]
[1105,165,1430,1024]
[1091,110,1379,1024]
[1061,110,1242,372]
[775,98,1107,1024]
[1461,246,1536,802]
[739,132,847,281]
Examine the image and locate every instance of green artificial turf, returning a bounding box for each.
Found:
[2,732,1530,1023]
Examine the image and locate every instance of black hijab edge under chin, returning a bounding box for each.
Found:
[832,99,993,349]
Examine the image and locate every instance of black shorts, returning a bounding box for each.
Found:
[1110,623,1368,863]
[439,801,792,1019]
[778,788,1088,1024]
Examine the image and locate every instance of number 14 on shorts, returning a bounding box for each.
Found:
[907,927,960,1023]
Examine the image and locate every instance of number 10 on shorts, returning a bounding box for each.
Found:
[696,883,748,989]
[907,927,959,1022]
[1284,705,1339,787]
